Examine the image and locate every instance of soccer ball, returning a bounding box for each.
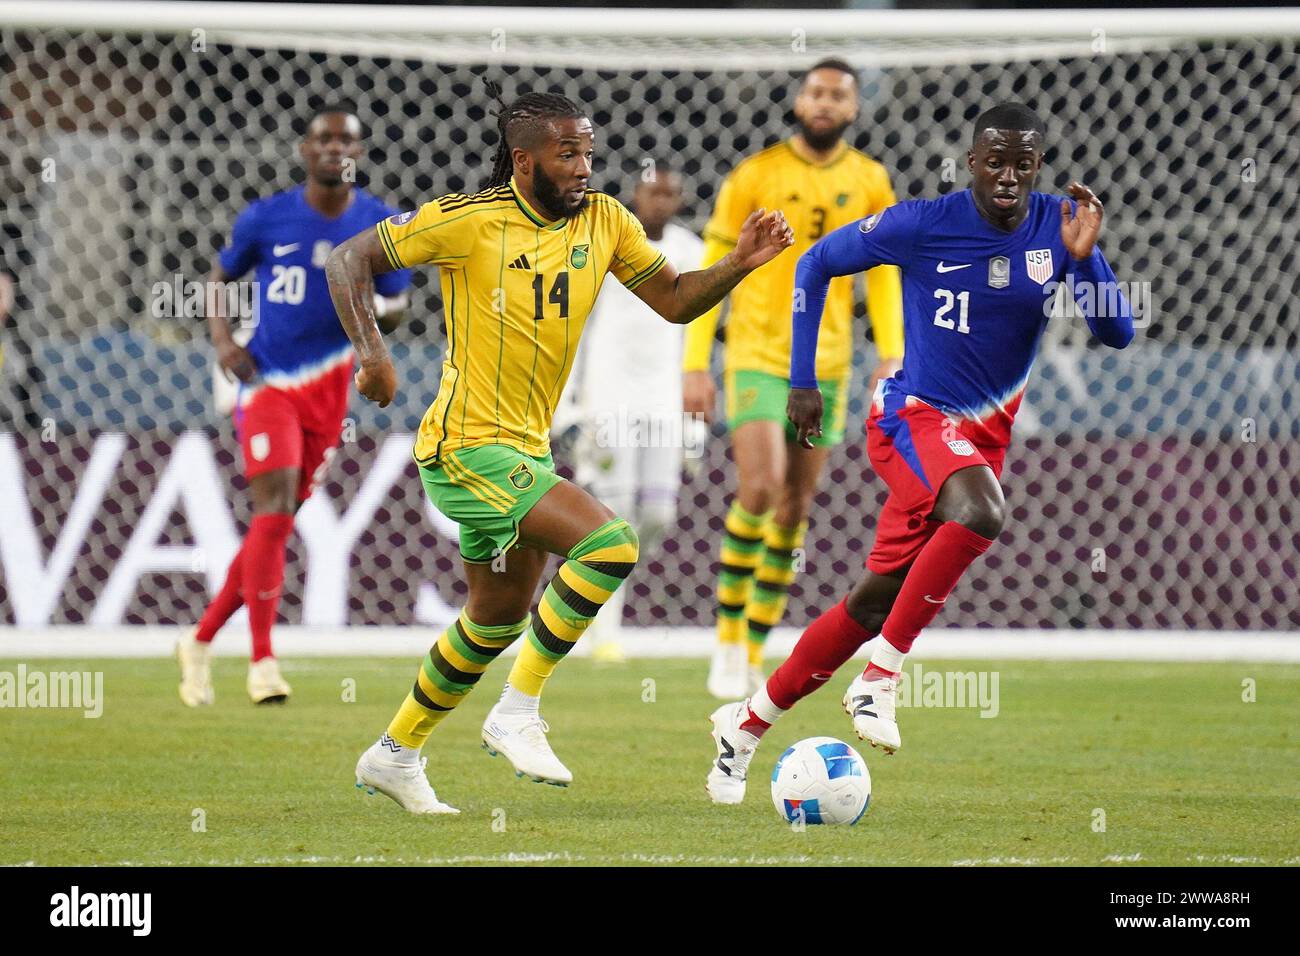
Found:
[770,736,871,826]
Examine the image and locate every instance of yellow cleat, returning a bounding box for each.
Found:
[247,656,291,705]
[176,626,214,707]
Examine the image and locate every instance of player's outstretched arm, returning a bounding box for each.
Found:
[789,218,884,388]
[632,209,793,324]
[787,217,893,448]
[1060,182,1135,350]
[326,229,400,407]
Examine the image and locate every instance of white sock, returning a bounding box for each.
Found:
[378,733,420,765]
[748,685,787,726]
[496,682,540,716]
[868,635,907,676]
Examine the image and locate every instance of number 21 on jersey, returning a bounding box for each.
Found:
[933,288,970,334]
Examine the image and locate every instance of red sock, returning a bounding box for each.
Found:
[738,701,771,736]
[877,521,994,654]
[195,539,249,643]
[767,598,877,710]
[243,513,294,662]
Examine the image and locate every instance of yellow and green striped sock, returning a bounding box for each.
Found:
[717,502,772,645]
[386,612,530,749]
[508,517,640,697]
[745,520,807,667]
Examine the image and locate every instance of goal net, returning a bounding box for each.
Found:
[1,3,1296,632]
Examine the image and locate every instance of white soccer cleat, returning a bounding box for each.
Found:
[707,642,749,700]
[176,626,214,707]
[706,701,757,805]
[354,740,460,815]
[246,656,291,705]
[481,706,573,786]
[843,673,902,754]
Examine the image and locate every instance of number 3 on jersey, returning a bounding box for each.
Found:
[933,288,970,334]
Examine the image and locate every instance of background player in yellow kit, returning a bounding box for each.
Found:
[683,59,904,698]
[326,90,793,814]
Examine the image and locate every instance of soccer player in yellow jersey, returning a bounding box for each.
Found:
[326,90,793,813]
[683,59,904,699]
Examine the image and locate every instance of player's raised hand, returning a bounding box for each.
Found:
[787,386,823,450]
[1061,181,1104,260]
[356,356,397,408]
[732,208,795,272]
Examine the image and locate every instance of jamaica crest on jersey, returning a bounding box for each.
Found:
[570,244,590,270]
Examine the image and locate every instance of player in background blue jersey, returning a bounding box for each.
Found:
[177,105,412,706]
[708,103,1135,803]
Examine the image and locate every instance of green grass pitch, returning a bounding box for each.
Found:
[2,656,1296,866]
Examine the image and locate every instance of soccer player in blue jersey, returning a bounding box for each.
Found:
[177,105,412,706]
[707,103,1136,803]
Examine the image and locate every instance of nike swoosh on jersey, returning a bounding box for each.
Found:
[936,262,971,273]
[273,243,301,256]
[923,594,945,604]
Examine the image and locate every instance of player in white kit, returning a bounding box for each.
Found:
[559,162,706,653]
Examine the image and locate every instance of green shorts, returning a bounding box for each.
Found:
[725,369,848,447]
[418,445,563,563]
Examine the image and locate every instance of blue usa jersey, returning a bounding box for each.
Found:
[219,186,411,389]
[792,189,1133,447]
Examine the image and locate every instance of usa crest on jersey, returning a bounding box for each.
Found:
[1025,249,1054,286]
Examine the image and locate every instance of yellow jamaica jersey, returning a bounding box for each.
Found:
[376,178,667,463]
[683,139,903,382]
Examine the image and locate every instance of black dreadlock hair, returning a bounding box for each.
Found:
[482,80,587,190]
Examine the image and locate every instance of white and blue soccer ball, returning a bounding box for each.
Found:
[770,736,871,826]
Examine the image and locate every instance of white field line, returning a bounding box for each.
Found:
[3,627,1300,663]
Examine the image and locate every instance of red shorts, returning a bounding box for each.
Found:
[865,393,1006,575]
[234,362,351,502]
